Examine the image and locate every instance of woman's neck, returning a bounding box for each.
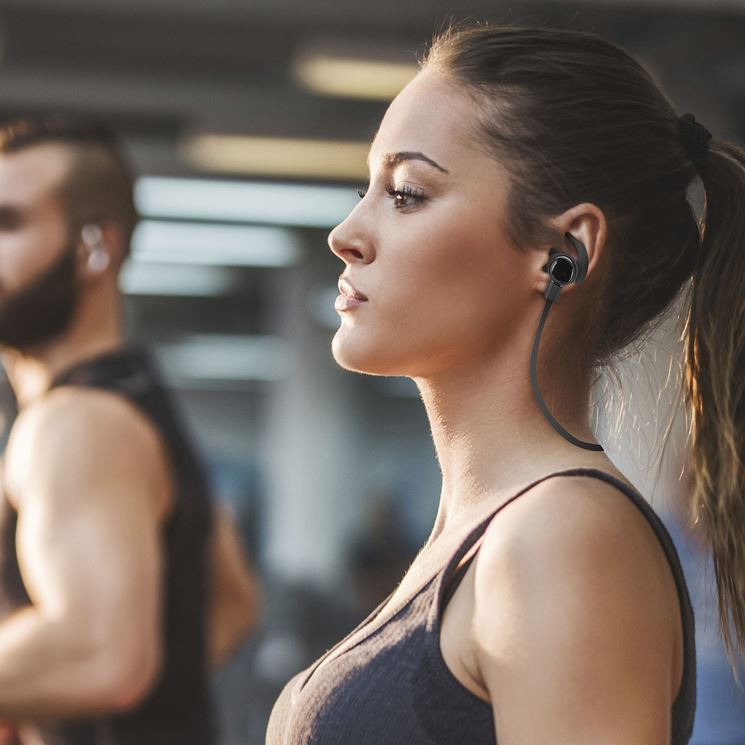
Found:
[415,346,603,544]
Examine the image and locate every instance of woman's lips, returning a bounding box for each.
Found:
[336,276,368,312]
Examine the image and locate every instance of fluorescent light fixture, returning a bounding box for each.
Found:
[131,220,302,267]
[182,135,369,181]
[135,176,359,228]
[119,262,235,296]
[154,334,293,382]
[294,55,417,101]
[307,286,342,329]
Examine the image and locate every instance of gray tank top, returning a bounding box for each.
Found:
[266,468,696,744]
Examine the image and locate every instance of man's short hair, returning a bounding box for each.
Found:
[0,115,139,253]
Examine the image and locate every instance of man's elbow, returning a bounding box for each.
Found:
[226,573,264,640]
[93,642,162,713]
[210,582,264,670]
[235,574,265,651]
[242,576,264,635]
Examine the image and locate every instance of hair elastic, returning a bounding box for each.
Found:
[677,113,712,175]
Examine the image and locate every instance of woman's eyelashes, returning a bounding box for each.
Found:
[385,184,426,209]
[356,184,427,210]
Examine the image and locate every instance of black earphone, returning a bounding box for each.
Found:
[530,232,604,452]
[541,232,588,300]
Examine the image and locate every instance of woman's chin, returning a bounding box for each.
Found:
[331,329,399,376]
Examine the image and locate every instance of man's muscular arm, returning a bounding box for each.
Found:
[208,503,263,670]
[0,388,171,720]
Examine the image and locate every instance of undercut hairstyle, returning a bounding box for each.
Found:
[0,114,139,254]
[425,24,745,669]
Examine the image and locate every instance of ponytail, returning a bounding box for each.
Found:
[684,139,745,665]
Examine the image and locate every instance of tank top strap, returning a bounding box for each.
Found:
[436,467,596,604]
[49,344,154,396]
[436,467,690,603]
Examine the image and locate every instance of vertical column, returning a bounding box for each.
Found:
[262,262,365,587]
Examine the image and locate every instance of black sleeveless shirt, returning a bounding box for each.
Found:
[267,468,697,745]
[0,346,215,745]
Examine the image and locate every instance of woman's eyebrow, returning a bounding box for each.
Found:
[381,151,450,173]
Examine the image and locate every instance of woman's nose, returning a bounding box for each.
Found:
[328,214,374,265]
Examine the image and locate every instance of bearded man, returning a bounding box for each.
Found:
[0,117,260,745]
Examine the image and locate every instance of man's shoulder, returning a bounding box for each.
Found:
[6,387,169,508]
[16,386,155,444]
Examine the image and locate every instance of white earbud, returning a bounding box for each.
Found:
[87,248,110,273]
[81,223,111,273]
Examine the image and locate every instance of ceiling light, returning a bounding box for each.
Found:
[294,55,417,101]
[307,286,342,329]
[119,262,235,296]
[135,176,358,228]
[131,220,303,267]
[181,135,369,181]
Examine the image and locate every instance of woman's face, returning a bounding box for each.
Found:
[329,68,535,379]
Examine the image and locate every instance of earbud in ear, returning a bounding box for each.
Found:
[81,223,110,273]
[87,248,110,273]
[540,233,589,302]
[531,230,603,452]
[81,224,103,248]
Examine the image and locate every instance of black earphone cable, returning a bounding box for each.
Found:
[530,296,604,452]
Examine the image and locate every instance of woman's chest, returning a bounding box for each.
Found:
[266,589,495,745]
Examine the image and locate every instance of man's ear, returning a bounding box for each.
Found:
[95,220,127,268]
[78,220,127,279]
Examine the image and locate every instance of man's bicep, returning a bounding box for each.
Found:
[13,396,168,655]
[17,474,162,636]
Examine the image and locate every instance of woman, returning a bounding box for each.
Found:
[267,24,745,744]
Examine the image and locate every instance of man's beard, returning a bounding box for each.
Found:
[0,243,79,350]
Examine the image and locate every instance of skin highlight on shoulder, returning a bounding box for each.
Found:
[4,386,172,520]
[463,475,681,743]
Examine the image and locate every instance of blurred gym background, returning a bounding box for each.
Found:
[0,0,743,742]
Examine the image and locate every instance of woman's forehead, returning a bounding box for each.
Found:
[368,69,481,175]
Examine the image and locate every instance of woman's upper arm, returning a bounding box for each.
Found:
[471,477,677,745]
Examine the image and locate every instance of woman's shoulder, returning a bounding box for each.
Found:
[477,467,659,571]
[470,468,680,674]
[469,476,682,742]
[465,470,683,741]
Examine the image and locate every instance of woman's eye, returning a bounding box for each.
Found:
[385,185,425,209]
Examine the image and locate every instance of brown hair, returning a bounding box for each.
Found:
[0,114,139,253]
[425,25,745,664]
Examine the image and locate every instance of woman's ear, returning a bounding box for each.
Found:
[531,203,607,295]
[555,203,607,286]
